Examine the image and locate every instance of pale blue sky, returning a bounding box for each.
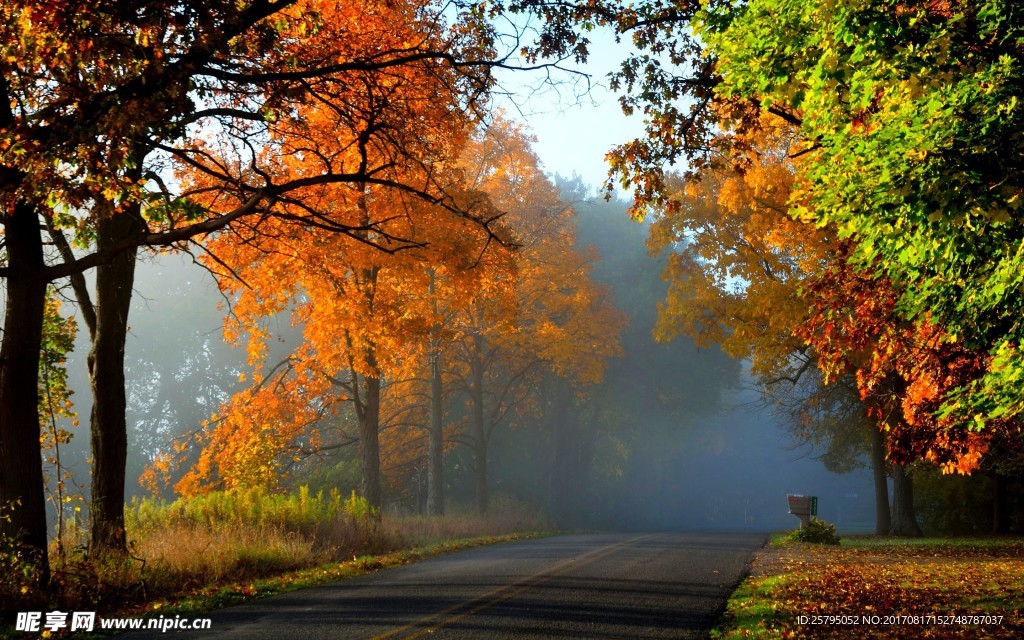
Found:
[496,29,646,192]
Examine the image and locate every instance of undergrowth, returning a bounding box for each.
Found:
[0,487,547,624]
[786,518,840,545]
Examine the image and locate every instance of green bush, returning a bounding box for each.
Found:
[126,485,346,534]
[788,518,840,545]
[914,469,998,534]
[343,490,379,524]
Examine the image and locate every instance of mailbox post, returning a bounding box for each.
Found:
[787,494,818,529]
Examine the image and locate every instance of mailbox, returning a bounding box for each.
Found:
[787,494,818,528]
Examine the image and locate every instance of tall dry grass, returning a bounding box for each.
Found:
[117,490,544,600]
[0,487,547,615]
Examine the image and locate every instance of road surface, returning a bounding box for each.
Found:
[125,532,765,639]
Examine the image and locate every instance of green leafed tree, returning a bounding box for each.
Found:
[698,0,1024,431]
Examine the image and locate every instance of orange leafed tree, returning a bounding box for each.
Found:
[647,111,1022,534]
[444,117,626,514]
[159,0,508,505]
[173,184,499,505]
[647,114,831,379]
[3,0,508,564]
[168,115,625,518]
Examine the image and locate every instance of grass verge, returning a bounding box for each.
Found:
[1,532,549,640]
[123,531,548,618]
[713,534,1024,639]
[1,488,552,637]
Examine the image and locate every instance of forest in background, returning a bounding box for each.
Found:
[52,177,837,533]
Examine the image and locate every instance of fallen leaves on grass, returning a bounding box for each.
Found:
[717,539,1024,639]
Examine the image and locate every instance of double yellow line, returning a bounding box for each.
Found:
[369,534,660,640]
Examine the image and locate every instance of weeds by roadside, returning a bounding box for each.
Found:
[0,487,548,632]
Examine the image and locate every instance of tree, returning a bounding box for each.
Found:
[501,0,1024,474]
[174,181,496,507]
[699,0,1024,434]
[796,246,1023,534]
[645,113,993,534]
[444,119,626,515]
[763,367,892,535]
[644,115,900,532]
[0,0,528,576]
[38,288,80,554]
[174,116,621,519]
[519,0,1024,529]
[646,116,827,378]
[50,189,147,554]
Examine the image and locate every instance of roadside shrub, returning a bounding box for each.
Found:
[788,518,840,545]
[343,490,379,525]
[50,546,147,610]
[0,536,47,611]
[0,501,48,610]
[127,485,346,535]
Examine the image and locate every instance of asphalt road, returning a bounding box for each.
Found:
[124,532,766,639]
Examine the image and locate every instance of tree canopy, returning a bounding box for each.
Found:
[699,0,1024,430]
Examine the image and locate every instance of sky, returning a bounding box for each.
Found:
[495,28,647,191]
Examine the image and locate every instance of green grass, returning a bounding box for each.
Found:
[711,574,789,640]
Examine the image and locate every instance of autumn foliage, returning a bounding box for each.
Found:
[797,247,1021,475]
[648,111,1022,477]
[157,116,623,512]
[722,539,1024,640]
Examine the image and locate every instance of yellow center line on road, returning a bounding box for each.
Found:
[369,533,662,640]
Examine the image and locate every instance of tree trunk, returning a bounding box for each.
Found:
[869,422,891,536]
[87,212,142,554]
[890,464,922,537]
[357,373,383,512]
[469,351,488,515]
[426,270,444,516]
[349,225,383,514]
[427,345,445,516]
[547,378,579,526]
[0,200,50,587]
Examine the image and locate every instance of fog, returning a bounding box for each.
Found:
[50,187,875,534]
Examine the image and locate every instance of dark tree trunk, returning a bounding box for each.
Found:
[356,373,383,512]
[349,224,383,513]
[427,345,445,516]
[547,378,581,526]
[890,464,922,537]
[0,200,50,587]
[869,422,891,536]
[426,270,444,516]
[469,352,488,515]
[87,211,142,554]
